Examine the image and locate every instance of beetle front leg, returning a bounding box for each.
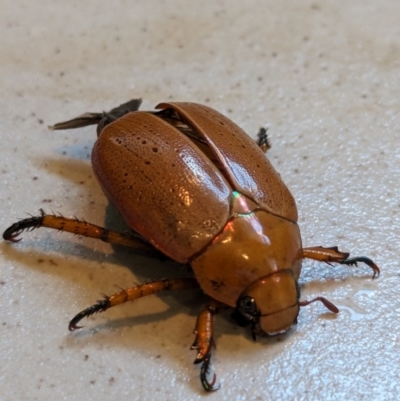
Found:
[69,278,199,330]
[191,300,221,391]
[302,246,380,278]
[3,209,154,252]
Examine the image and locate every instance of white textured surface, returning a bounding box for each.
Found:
[1,1,399,400]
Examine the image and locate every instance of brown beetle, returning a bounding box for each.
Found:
[3,99,380,391]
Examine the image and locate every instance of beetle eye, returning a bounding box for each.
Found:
[237,296,258,316]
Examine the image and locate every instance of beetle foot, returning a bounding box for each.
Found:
[302,247,380,279]
[338,256,380,279]
[191,302,219,391]
[197,352,220,392]
[68,296,110,331]
[3,210,45,242]
[257,127,271,153]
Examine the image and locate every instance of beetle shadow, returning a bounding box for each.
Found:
[32,155,96,197]
[13,151,207,301]
[27,154,183,276]
[52,135,95,161]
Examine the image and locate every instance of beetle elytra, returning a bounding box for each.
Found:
[3,99,380,391]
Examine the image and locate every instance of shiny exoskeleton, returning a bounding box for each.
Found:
[3,99,380,391]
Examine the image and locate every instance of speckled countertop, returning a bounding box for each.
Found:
[1,1,400,400]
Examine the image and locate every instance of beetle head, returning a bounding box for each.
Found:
[236,269,300,336]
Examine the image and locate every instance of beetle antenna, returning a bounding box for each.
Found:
[299,297,339,313]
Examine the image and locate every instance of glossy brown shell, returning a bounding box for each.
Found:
[92,111,231,262]
[157,102,297,222]
[92,102,298,264]
[191,209,302,307]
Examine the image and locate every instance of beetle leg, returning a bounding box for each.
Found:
[191,300,221,391]
[49,112,104,130]
[49,99,143,130]
[256,127,271,153]
[69,278,199,330]
[2,209,153,251]
[302,246,380,278]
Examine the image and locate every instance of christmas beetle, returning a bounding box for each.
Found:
[3,99,380,391]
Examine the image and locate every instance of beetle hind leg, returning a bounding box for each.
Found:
[69,278,199,330]
[49,98,143,131]
[191,300,221,391]
[302,246,380,278]
[3,209,154,252]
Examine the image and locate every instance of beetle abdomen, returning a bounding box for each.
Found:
[92,112,232,262]
[156,102,298,222]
